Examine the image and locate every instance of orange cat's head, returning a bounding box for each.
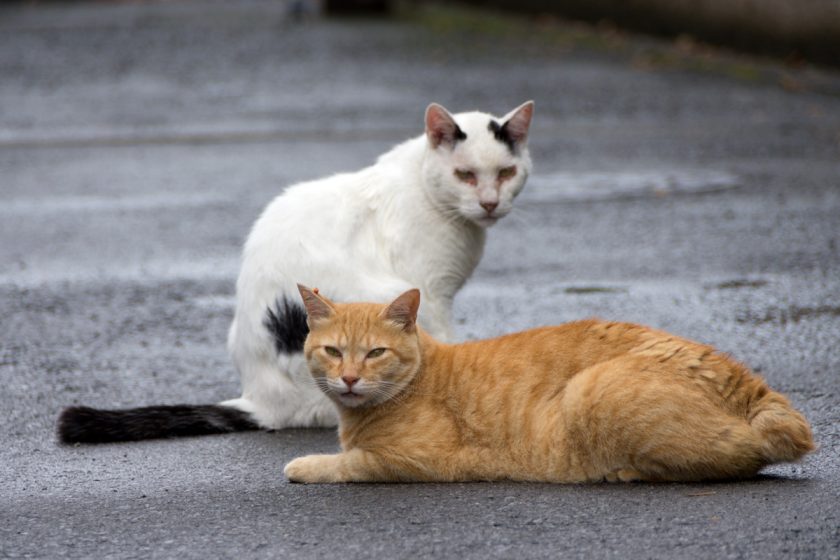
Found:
[297,285,424,409]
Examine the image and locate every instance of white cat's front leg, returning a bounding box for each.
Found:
[284,449,391,483]
[418,297,454,341]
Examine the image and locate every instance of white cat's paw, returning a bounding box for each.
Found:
[284,455,340,484]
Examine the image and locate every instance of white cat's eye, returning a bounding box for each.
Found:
[366,348,387,359]
[498,166,517,180]
[454,169,477,185]
[324,346,342,358]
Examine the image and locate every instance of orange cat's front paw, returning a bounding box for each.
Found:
[284,454,342,484]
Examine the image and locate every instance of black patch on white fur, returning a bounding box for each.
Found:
[57,404,258,444]
[265,296,309,354]
[488,119,515,153]
[453,124,467,143]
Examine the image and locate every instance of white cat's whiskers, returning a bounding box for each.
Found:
[424,198,470,229]
[504,205,536,229]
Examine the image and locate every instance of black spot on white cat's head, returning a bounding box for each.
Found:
[486,101,534,154]
[454,125,467,142]
[488,119,516,154]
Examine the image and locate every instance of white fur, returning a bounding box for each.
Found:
[223,103,534,429]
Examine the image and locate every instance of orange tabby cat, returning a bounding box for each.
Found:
[284,286,814,483]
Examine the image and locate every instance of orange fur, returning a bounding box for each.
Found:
[285,287,815,484]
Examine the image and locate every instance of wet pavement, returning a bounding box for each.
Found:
[2,1,839,558]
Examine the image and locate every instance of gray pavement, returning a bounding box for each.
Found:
[2,2,839,558]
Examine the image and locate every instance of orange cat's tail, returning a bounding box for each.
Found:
[748,389,815,464]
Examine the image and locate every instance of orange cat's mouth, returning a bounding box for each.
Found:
[336,391,368,407]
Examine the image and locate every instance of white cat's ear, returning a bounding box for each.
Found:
[381,289,421,332]
[297,284,335,324]
[501,100,534,147]
[425,103,466,149]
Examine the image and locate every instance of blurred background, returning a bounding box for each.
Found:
[2,0,838,288]
[2,1,839,559]
[436,0,840,67]
[330,0,840,66]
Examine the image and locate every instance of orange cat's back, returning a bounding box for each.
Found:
[413,319,814,482]
[432,319,707,408]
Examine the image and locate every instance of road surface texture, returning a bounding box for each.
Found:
[1,2,839,559]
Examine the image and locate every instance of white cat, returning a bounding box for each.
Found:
[57,101,534,443]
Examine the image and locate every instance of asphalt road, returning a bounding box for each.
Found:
[1,2,839,558]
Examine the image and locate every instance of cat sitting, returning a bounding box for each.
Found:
[58,101,534,443]
[285,286,814,483]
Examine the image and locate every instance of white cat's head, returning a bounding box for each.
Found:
[421,101,534,228]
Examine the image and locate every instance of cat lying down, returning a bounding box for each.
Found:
[285,286,814,484]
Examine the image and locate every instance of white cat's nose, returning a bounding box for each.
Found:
[480,201,498,215]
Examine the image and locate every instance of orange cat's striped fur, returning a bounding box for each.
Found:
[284,286,814,483]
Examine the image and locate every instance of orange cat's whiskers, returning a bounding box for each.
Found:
[307,376,333,396]
[370,383,413,404]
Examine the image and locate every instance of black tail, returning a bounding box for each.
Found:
[57,404,259,444]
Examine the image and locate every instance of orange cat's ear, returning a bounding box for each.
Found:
[381,289,420,332]
[297,284,335,325]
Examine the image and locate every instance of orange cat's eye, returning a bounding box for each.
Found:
[498,166,517,180]
[324,346,342,358]
[366,348,387,359]
[454,169,477,185]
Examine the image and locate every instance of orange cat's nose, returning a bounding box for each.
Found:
[341,375,360,388]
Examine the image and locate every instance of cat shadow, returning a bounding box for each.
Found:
[671,472,813,487]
